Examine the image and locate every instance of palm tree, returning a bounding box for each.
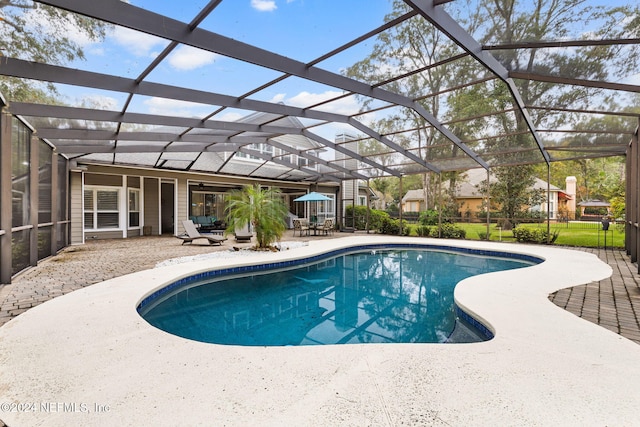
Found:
[224,184,288,249]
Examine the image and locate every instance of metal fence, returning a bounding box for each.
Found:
[360,210,620,232]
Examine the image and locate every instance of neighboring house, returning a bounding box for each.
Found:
[401,168,575,220]
[401,189,427,212]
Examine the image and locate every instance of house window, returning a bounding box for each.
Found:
[358,196,366,206]
[316,194,335,222]
[191,191,225,219]
[298,154,317,170]
[236,143,274,160]
[129,189,140,227]
[84,187,120,229]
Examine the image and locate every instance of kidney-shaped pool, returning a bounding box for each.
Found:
[138,245,540,346]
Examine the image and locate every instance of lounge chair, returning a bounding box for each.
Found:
[234,230,253,242]
[176,220,227,245]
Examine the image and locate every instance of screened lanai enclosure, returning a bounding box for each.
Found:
[1,0,639,283]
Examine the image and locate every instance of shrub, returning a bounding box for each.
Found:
[512,227,559,244]
[345,206,390,231]
[419,209,439,225]
[380,217,409,235]
[478,231,490,240]
[415,225,431,237]
[369,209,390,231]
[497,218,513,230]
[430,223,466,239]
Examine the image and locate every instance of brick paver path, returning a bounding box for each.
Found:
[549,247,640,345]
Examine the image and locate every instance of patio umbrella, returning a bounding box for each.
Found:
[293,192,331,223]
[293,192,331,203]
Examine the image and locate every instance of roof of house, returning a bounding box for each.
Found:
[402,189,425,202]
[402,168,564,200]
[578,199,611,207]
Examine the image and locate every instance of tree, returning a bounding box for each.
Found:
[347,0,639,216]
[370,177,394,210]
[224,184,288,249]
[0,1,107,101]
[345,0,476,210]
[477,166,545,226]
[476,0,639,190]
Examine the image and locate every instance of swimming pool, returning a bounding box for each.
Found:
[139,245,538,345]
[3,237,623,426]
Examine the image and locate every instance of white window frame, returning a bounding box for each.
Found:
[84,186,121,230]
[128,188,141,228]
[235,143,275,161]
[316,193,336,222]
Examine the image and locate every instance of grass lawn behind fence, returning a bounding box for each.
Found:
[405,222,624,248]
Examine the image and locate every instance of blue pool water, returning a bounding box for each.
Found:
[139,247,536,346]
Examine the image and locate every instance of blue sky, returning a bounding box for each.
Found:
[30,0,636,141]
[54,0,395,139]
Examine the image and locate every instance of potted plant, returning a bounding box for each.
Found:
[224,184,287,249]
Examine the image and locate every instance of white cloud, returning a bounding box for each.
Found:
[251,0,277,12]
[269,93,287,104]
[286,91,362,116]
[168,45,218,71]
[144,98,210,117]
[110,26,166,57]
[270,91,378,141]
[74,95,119,110]
[216,112,245,122]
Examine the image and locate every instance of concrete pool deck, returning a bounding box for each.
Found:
[1,235,640,425]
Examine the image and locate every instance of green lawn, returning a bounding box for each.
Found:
[406,222,624,248]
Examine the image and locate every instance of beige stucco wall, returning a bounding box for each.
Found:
[459,198,484,217]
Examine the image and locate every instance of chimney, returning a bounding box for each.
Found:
[566,176,577,219]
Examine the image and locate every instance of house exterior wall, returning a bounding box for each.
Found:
[566,176,577,216]
[70,172,83,244]
[176,177,189,235]
[402,200,423,212]
[69,163,318,241]
[143,177,160,236]
[459,198,484,217]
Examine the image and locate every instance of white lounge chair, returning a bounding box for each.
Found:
[176,220,227,245]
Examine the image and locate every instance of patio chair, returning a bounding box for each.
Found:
[176,220,227,245]
[293,219,309,237]
[318,218,334,236]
